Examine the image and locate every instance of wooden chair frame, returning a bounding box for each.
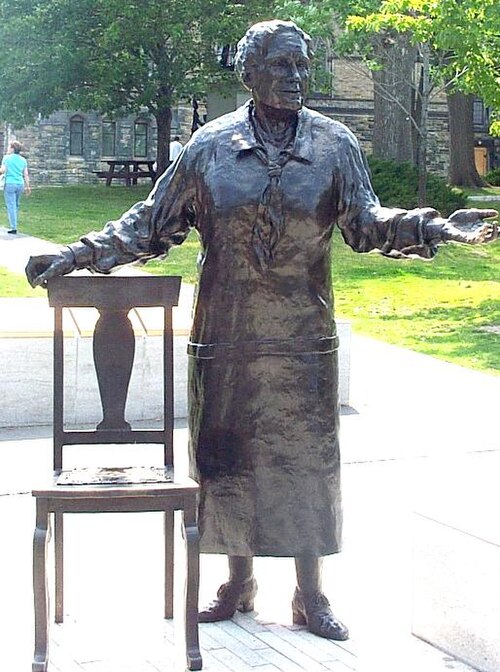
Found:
[32,275,202,671]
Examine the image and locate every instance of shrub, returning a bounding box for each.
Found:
[367,157,467,216]
[485,167,500,186]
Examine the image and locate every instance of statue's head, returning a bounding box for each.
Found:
[234,20,313,112]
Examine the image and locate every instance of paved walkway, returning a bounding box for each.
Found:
[1,226,499,671]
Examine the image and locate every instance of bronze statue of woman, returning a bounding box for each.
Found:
[26,19,497,640]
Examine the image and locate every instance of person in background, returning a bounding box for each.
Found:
[153,136,184,174]
[1,140,31,234]
[169,135,183,163]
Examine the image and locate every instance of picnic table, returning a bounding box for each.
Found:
[95,160,156,186]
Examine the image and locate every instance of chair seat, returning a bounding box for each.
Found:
[33,466,198,500]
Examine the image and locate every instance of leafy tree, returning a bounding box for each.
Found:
[0,0,273,173]
[347,0,500,188]
[347,0,500,112]
[276,1,424,168]
[281,0,499,189]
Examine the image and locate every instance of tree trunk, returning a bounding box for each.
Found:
[447,91,487,187]
[372,33,416,164]
[155,106,172,177]
[416,44,431,206]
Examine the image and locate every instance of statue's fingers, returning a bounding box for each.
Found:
[472,221,497,244]
[450,208,498,223]
[25,263,42,288]
[29,274,46,288]
[478,209,498,220]
[488,220,498,240]
[25,272,38,288]
[33,268,55,288]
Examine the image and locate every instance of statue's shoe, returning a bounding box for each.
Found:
[198,577,258,622]
[292,588,349,640]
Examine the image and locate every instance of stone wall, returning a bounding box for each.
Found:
[309,97,375,154]
[308,58,451,177]
[0,58,489,184]
[3,104,199,186]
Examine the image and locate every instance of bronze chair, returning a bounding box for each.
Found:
[32,275,202,671]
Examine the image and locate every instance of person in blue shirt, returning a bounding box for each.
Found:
[1,140,31,234]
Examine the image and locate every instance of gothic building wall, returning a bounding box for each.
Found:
[310,58,451,177]
[1,105,197,186]
[1,59,495,185]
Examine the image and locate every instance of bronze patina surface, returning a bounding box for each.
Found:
[26,18,497,639]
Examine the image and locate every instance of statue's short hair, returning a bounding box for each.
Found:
[234,20,313,86]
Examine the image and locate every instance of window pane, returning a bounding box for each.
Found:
[102,121,116,156]
[70,119,83,156]
[134,122,148,157]
[473,100,485,127]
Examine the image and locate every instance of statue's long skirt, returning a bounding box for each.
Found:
[188,348,342,557]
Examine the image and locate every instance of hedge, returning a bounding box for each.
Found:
[367,157,467,216]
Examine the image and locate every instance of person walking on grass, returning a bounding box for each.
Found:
[1,140,31,234]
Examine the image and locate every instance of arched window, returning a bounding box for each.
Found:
[134,119,148,157]
[69,115,84,156]
[102,120,116,157]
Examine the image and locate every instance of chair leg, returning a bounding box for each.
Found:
[33,499,50,672]
[54,512,64,623]
[182,501,202,671]
[164,510,174,619]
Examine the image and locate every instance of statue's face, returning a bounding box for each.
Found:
[249,30,310,111]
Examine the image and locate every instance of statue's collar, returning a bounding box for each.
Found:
[230,100,313,163]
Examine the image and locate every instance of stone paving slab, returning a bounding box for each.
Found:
[1,419,492,672]
[0,485,480,672]
[412,449,500,672]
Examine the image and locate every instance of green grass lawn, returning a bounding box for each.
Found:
[0,266,46,298]
[2,184,499,374]
[3,184,152,245]
[461,185,500,198]
[332,234,500,373]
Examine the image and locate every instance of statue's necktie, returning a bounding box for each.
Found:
[252,146,292,270]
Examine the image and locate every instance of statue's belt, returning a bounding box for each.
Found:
[187,335,339,359]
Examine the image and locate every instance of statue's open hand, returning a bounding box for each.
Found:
[444,209,498,244]
[25,252,74,288]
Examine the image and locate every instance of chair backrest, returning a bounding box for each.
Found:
[47,275,181,472]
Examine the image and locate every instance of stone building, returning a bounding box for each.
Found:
[324,58,497,178]
[0,105,199,186]
[1,57,496,185]
[205,56,496,179]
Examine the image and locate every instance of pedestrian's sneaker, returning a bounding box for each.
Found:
[7,229,17,234]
